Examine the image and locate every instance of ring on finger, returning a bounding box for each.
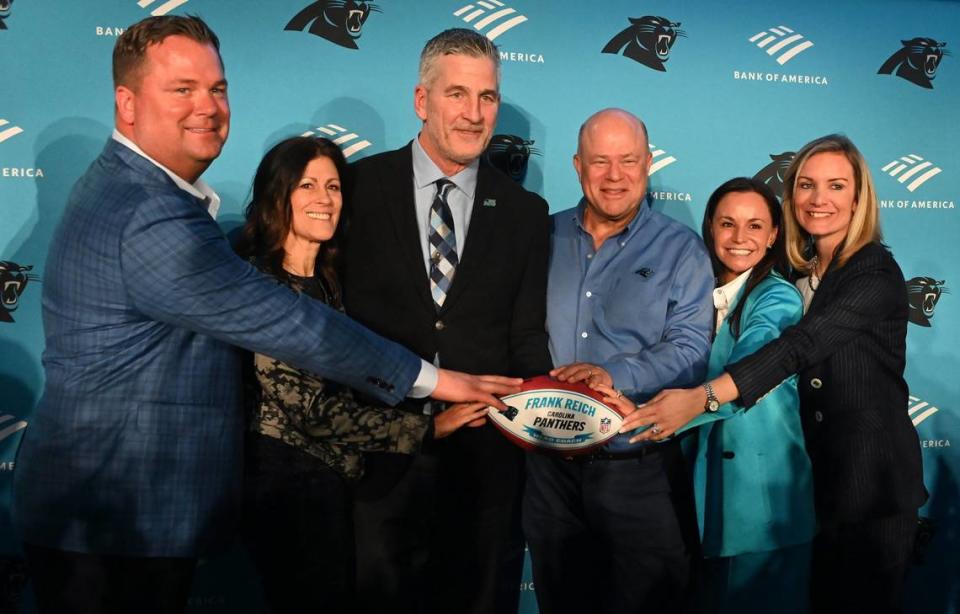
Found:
[616,390,624,400]
[650,423,662,436]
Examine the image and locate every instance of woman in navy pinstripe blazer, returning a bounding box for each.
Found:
[619,135,926,613]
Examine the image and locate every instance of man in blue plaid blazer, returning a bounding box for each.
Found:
[12,15,516,614]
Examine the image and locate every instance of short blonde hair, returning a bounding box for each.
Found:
[782,134,882,271]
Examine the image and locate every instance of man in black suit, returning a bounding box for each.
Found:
[341,28,552,614]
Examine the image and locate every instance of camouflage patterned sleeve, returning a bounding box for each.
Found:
[254,353,431,456]
[304,392,430,456]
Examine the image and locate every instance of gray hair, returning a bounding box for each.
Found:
[418,28,501,87]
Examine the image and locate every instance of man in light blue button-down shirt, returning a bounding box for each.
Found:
[523,108,714,614]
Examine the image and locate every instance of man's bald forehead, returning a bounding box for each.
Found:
[577,108,648,154]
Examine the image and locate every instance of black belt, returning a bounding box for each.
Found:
[566,446,653,462]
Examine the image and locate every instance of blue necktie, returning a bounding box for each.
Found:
[429,178,458,309]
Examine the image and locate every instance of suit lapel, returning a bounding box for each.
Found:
[440,162,499,313]
[110,140,211,210]
[384,145,435,312]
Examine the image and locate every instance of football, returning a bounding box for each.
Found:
[487,375,627,454]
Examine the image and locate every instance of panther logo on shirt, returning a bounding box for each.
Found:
[602,15,686,71]
[284,0,381,49]
[906,276,948,327]
[878,38,949,89]
[0,261,38,323]
[753,152,796,200]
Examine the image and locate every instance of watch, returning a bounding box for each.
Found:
[703,382,720,413]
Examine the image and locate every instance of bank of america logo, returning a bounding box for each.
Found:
[301,123,371,158]
[0,414,26,443]
[136,0,189,16]
[0,119,23,144]
[749,25,814,65]
[648,143,676,175]
[881,154,942,192]
[909,395,939,427]
[453,0,527,41]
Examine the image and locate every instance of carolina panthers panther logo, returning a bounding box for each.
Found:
[878,38,950,89]
[502,405,519,422]
[906,276,948,327]
[284,0,381,50]
[483,135,541,183]
[602,16,686,72]
[0,261,37,323]
[753,152,796,200]
[0,0,13,30]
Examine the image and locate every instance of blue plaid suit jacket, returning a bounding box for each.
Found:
[13,139,419,557]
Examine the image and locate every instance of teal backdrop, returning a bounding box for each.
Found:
[1,0,958,611]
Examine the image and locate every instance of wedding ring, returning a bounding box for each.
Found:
[650,424,662,436]
[616,390,624,400]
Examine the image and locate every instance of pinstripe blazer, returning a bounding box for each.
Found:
[13,139,421,557]
[727,242,926,526]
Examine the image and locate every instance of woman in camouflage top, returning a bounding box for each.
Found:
[234,137,487,614]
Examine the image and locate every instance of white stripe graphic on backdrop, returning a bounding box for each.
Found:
[909,396,939,427]
[881,154,942,192]
[0,415,27,443]
[648,144,676,175]
[453,1,527,41]
[301,124,372,158]
[749,25,814,65]
[0,119,24,144]
[137,0,189,17]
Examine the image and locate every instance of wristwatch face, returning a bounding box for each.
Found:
[706,399,720,413]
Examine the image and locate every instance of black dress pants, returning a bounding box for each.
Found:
[523,440,697,614]
[23,543,195,614]
[811,511,918,614]
[243,434,354,614]
[353,426,526,614]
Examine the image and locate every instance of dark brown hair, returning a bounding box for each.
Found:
[702,177,789,339]
[235,136,348,306]
[113,15,221,89]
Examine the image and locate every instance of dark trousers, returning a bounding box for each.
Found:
[353,427,525,614]
[22,543,194,614]
[811,512,918,614]
[352,452,437,614]
[523,441,697,614]
[242,434,354,614]
[694,542,812,614]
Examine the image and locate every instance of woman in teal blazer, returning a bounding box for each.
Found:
[684,178,816,613]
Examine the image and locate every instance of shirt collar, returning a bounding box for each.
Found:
[412,135,478,201]
[111,129,221,218]
[713,268,752,310]
[573,198,650,242]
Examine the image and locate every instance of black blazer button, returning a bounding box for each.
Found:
[810,377,823,389]
[435,320,445,331]
[366,376,387,388]
[721,451,735,459]
[814,411,824,423]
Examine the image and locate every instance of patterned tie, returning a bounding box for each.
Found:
[428,178,458,309]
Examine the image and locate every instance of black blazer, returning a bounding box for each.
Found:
[727,242,926,527]
[340,143,553,476]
